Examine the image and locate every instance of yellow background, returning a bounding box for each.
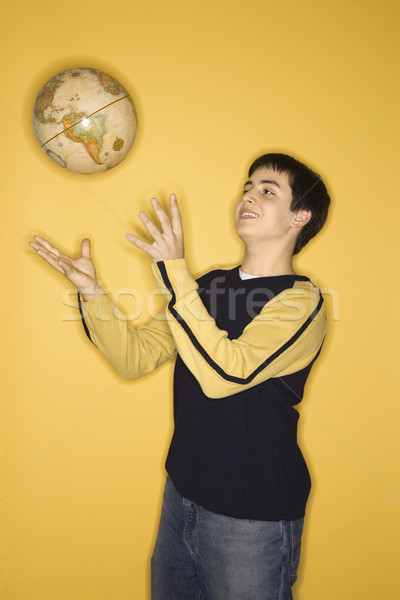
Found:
[1,0,399,598]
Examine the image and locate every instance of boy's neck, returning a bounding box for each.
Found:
[241,244,296,277]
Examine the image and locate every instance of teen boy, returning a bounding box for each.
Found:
[30,152,330,599]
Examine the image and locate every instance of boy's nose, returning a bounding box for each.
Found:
[243,192,255,203]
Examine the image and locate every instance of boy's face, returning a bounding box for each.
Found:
[235,167,296,248]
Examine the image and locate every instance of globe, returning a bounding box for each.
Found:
[33,67,137,174]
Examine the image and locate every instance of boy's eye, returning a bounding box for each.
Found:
[242,187,274,196]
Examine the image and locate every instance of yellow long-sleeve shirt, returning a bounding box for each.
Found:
[78,259,326,520]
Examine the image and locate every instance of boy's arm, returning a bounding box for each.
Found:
[151,259,326,399]
[78,288,177,379]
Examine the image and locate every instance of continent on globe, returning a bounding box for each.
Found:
[91,70,126,96]
[32,67,137,174]
[61,112,106,165]
[34,76,65,124]
[113,137,124,151]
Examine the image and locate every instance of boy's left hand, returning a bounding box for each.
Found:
[126,194,184,262]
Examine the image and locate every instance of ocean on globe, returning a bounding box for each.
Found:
[33,68,137,174]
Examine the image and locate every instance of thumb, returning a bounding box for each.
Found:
[81,238,91,259]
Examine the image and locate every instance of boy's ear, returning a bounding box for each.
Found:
[291,209,312,229]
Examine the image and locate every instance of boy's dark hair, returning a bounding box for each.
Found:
[248,153,331,255]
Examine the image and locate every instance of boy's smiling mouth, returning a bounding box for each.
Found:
[240,209,259,219]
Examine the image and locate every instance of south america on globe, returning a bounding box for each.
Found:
[33,68,137,174]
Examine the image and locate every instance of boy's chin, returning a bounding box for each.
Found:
[236,230,260,245]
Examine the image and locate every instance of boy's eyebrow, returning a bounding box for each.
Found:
[243,179,281,189]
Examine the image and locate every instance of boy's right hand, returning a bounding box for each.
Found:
[29,236,99,302]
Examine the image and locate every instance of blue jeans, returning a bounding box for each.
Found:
[151,476,304,600]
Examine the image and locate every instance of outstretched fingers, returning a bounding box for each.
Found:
[150,198,173,236]
[170,194,183,238]
[30,246,66,274]
[29,235,72,274]
[139,208,165,242]
[30,235,61,259]
[126,194,184,261]
[126,232,159,260]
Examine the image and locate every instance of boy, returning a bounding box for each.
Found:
[30,152,330,599]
